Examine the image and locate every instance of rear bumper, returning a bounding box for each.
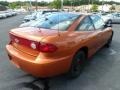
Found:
[6,45,72,78]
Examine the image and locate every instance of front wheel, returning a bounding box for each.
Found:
[105,33,113,47]
[107,20,112,24]
[67,51,86,78]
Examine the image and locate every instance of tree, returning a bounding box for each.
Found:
[91,4,98,12]
[9,3,17,9]
[8,1,22,9]
[50,0,61,9]
[63,0,70,6]
[0,5,7,11]
[0,1,9,6]
[110,5,115,11]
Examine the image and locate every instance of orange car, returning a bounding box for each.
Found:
[6,13,113,78]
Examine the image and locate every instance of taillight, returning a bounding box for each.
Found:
[38,43,57,53]
[9,33,57,53]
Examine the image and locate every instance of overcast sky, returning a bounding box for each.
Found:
[0,0,53,2]
[0,0,120,2]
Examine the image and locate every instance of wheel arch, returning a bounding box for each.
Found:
[111,30,114,36]
[74,46,89,59]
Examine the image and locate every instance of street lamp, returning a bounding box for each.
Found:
[61,0,63,10]
[68,0,73,11]
[29,0,32,13]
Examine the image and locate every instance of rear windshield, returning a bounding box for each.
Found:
[30,13,80,31]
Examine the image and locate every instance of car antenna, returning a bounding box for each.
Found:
[57,13,60,36]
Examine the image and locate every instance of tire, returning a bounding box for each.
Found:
[105,33,113,48]
[67,51,86,78]
[107,20,112,24]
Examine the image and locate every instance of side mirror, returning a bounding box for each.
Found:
[105,21,112,28]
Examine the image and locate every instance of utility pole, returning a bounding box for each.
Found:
[89,0,90,5]
[71,1,73,11]
[92,0,93,5]
[36,0,38,11]
[61,0,63,11]
[29,0,32,7]
[29,0,32,13]
[89,0,91,12]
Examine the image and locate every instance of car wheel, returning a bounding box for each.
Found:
[105,33,113,48]
[67,51,86,78]
[107,20,112,25]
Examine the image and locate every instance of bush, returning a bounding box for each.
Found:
[91,4,98,12]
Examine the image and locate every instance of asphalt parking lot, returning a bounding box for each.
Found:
[0,14,120,90]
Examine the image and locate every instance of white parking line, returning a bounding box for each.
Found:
[109,48,117,55]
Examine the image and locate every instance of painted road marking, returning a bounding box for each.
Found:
[109,48,117,55]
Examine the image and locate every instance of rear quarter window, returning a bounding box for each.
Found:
[90,15,105,30]
[76,16,95,31]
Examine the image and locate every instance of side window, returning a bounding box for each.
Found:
[76,16,95,31]
[118,14,120,17]
[90,15,105,30]
[116,14,120,17]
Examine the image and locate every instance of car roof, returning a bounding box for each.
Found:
[47,12,81,16]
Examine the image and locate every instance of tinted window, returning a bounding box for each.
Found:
[30,13,79,30]
[76,16,94,31]
[90,15,105,30]
[51,16,78,30]
[118,14,120,17]
[115,13,120,17]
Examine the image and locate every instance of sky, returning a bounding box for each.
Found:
[0,0,120,2]
[0,0,53,2]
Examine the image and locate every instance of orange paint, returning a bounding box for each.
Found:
[6,15,113,78]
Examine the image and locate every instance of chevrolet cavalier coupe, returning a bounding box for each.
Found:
[6,12,113,78]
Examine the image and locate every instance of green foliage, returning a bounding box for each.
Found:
[9,3,17,9]
[0,5,7,11]
[50,0,61,9]
[63,0,71,6]
[0,1,9,6]
[37,1,48,6]
[63,0,101,6]
[103,1,120,5]
[8,1,23,9]
[63,0,81,6]
[91,4,98,12]
[0,0,120,9]
[29,1,48,6]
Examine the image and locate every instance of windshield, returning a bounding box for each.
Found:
[29,13,80,31]
[35,12,53,20]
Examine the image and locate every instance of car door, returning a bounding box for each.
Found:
[113,13,120,23]
[90,15,111,48]
[75,16,101,57]
[90,15,107,49]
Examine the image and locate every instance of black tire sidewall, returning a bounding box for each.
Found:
[67,51,86,78]
[108,20,112,24]
[106,33,113,47]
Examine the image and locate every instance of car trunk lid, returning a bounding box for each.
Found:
[10,27,58,56]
